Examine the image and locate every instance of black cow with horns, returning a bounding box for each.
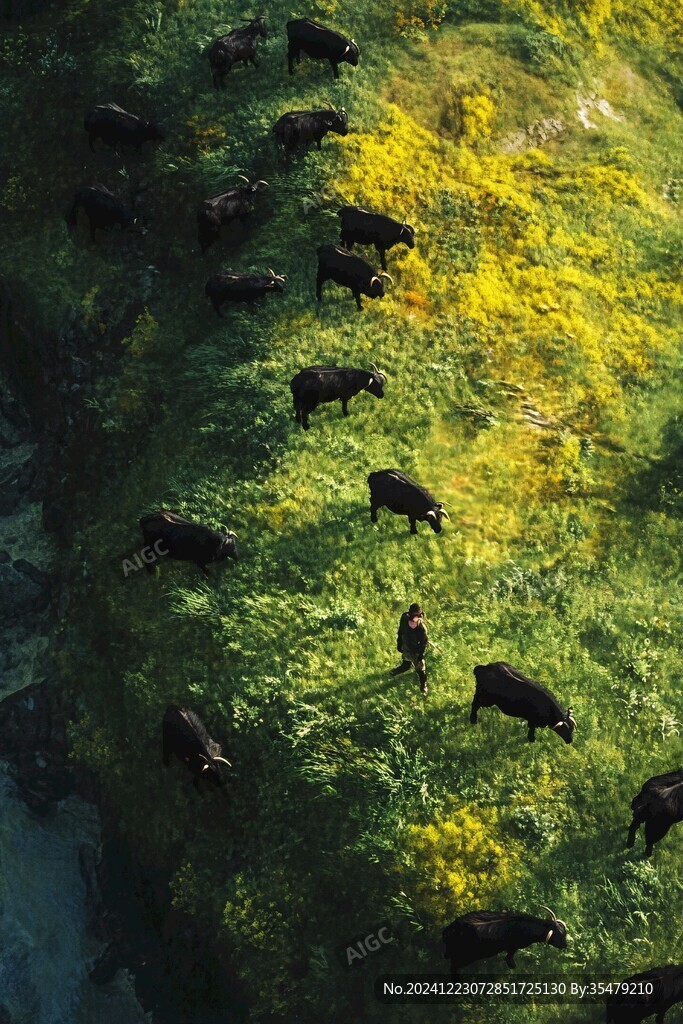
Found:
[287,18,359,79]
[162,705,231,792]
[139,510,238,576]
[66,184,136,242]
[84,103,165,152]
[316,244,392,311]
[627,769,683,857]
[196,175,269,253]
[470,662,576,744]
[605,965,683,1024]
[290,363,386,430]
[207,16,267,88]
[338,206,415,270]
[367,469,450,534]
[272,104,348,161]
[205,268,286,315]
[443,908,568,974]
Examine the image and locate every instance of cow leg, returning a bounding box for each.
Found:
[212,299,223,318]
[316,138,323,151]
[370,502,379,524]
[195,562,211,579]
[249,55,259,67]
[409,517,418,535]
[353,290,363,311]
[287,44,297,74]
[341,399,349,417]
[505,952,516,969]
[470,694,481,724]
[527,723,536,742]
[644,818,669,858]
[88,133,96,153]
[316,272,326,302]
[330,59,340,79]
[626,817,641,848]
[378,247,388,271]
[89,219,97,243]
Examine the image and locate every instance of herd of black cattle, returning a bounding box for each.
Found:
[62,11,682,1017]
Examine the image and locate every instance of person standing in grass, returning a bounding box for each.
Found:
[390,602,429,695]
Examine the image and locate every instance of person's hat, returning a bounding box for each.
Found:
[408,603,423,618]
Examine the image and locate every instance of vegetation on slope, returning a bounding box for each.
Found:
[1,0,682,1019]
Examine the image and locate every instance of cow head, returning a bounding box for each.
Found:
[425,502,450,534]
[340,39,360,65]
[400,218,416,249]
[242,14,268,39]
[143,120,165,143]
[236,174,269,198]
[551,707,576,744]
[216,529,238,562]
[367,270,393,299]
[365,363,386,399]
[198,752,232,788]
[539,907,568,949]
[266,267,287,294]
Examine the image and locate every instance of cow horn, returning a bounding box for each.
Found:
[236,174,250,184]
[201,763,211,773]
[212,756,232,767]
[198,754,210,763]
[438,508,450,521]
[369,275,381,286]
[402,217,407,226]
[323,100,336,110]
[567,707,576,728]
[378,272,393,285]
[267,267,275,276]
[539,905,557,923]
[254,179,269,187]
[556,919,567,929]
[341,44,350,56]
[551,721,564,730]
[544,929,553,944]
[426,510,437,520]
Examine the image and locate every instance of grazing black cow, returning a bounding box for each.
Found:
[470,662,576,744]
[338,206,415,271]
[287,18,359,79]
[272,105,348,160]
[316,244,392,311]
[207,15,267,88]
[290,363,386,430]
[162,705,231,791]
[84,103,164,152]
[205,268,286,316]
[66,184,136,241]
[197,175,269,253]
[627,770,683,857]
[606,965,683,1024]
[139,510,237,576]
[443,908,568,974]
[367,469,450,535]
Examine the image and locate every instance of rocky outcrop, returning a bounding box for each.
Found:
[499,117,565,153]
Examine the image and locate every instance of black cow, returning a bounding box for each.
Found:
[470,662,576,744]
[66,184,136,241]
[627,770,683,857]
[207,16,267,88]
[338,206,415,271]
[84,103,164,152]
[368,469,450,535]
[205,268,286,316]
[197,175,269,253]
[316,244,392,311]
[290,363,386,430]
[162,705,231,791]
[606,965,683,1024]
[287,18,359,79]
[443,908,568,974]
[139,510,237,576]
[272,106,348,161]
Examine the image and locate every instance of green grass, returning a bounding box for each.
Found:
[1,0,682,1019]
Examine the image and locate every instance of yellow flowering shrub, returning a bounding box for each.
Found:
[405,806,519,925]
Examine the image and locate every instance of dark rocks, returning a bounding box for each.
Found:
[0,554,50,621]
[0,459,35,515]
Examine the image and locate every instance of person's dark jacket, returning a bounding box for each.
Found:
[397,612,428,658]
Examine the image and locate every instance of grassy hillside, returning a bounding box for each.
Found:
[1,0,682,1019]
